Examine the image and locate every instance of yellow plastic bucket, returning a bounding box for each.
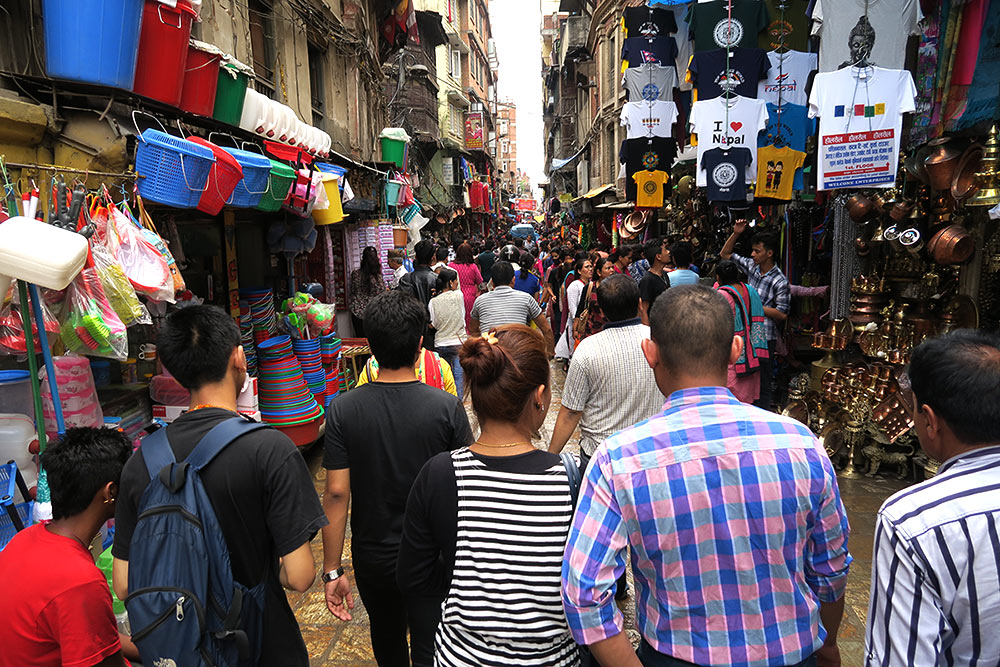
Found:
[313,174,345,225]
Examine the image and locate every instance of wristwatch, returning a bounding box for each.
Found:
[322,567,345,583]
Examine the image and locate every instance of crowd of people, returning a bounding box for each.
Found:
[1,224,999,667]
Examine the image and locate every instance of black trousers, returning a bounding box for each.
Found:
[755,341,777,411]
[354,565,442,667]
[351,314,365,339]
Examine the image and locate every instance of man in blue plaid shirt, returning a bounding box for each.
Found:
[721,220,789,410]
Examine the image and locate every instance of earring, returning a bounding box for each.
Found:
[103,496,115,505]
[535,403,543,411]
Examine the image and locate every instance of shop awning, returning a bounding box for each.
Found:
[572,183,614,201]
[594,201,634,209]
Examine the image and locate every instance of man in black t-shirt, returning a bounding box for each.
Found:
[638,237,671,325]
[322,290,473,667]
[113,306,326,666]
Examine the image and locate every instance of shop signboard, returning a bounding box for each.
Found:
[818,128,897,190]
[516,198,536,211]
[464,111,485,150]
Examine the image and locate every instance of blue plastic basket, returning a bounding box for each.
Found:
[0,462,33,552]
[223,147,272,208]
[136,130,215,208]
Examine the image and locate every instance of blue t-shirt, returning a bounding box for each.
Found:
[668,268,700,286]
[759,102,815,190]
[513,271,541,297]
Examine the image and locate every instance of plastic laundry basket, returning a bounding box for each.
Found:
[43,0,144,88]
[133,0,196,106]
[135,129,215,208]
[213,63,250,126]
[256,160,296,212]
[179,41,223,116]
[222,147,272,208]
[186,137,243,215]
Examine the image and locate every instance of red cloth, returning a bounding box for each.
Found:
[449,261,483,330]
[0,524,122,667]
[468,182,483,210]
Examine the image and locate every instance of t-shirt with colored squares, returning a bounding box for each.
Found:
[808,66,916,190]
[633,170,670,207]
[759,102,815,189]
[755,145,806,200]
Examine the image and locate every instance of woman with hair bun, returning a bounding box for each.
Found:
[396,324,581,666]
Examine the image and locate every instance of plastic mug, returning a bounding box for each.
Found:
[138,344,157,362]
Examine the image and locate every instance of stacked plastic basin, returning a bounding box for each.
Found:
[292,338,325,406]
[256,335,323,429]
[43,0,145,88]
[135,130,215,209]
[222,147,272,208]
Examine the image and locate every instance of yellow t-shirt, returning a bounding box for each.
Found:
[633,170,670,208]
[356,349,457,396]
[755,146,806,200]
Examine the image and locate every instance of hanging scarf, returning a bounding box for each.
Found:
[719,283,769,376]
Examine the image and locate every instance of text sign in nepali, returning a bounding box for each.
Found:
[819,128,896,190]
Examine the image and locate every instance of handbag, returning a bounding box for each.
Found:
[572,282,594,340]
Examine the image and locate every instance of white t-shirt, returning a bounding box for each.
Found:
[758,50,818,107]
[689,95,769,187]
[620,100,679,139]
[623,64,678,102]
[808,66,916,190]
[810,0,921,73]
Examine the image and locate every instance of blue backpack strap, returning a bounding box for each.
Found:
[140,427,176,481]
[560,452,582,507]
[185,417,271,471]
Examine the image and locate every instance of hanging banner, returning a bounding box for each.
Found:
[818,128,897,190]
[464,112,484,150]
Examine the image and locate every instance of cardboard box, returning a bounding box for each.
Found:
[238,376,259,410]
[152,404,187,423]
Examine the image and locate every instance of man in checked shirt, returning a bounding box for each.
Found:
[562,285,851,667]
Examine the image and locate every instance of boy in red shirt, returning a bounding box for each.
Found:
[0,427,133,666]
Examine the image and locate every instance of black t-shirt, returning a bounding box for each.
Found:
[621,137,678,201]
[396,449,565,598]
[114,409,327,666]
[476,251,496,284]
[639,270,670,308]
[702,147,753,202]
[686,0,769,51]
[623,6,678,37]
[621,36,679,68]
[759,0,810,51]
[323,381,473,575]
[689,47,770,100]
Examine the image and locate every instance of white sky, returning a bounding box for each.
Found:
[489,0,547,189]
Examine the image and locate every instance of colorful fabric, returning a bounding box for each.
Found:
[358,348,455,396]
[718,283,769,374]
[562,387,852,666]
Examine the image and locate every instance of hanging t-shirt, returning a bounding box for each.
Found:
[687,0,770,51]
[623,6,678,37]
[758,50,818,106]
[689,95,769,187]
[688,47,770,100]
[620,100,679,139]
[759,102,815,190]
[759,0,811,51]
[755,145,806,199]
[633,170,671,207]
[670,4,695,91]
[621,36,679,69]
[702,147,753,202]
[808,66,916,189]
[621,137,678,201]
[810,0,921,72]
[623,64,678,102]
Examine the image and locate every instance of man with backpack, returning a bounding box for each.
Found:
[112,305,327,666]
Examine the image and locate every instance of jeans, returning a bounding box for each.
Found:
[637,639,817,667]
[354,564,442,667]
[755,340,776,411]
[435,344,463,398]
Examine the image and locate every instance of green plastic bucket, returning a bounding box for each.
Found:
[380,137,406,168]
[213,63,249,126]
[256,160,296,212]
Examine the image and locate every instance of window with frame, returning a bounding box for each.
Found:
[450,48,461,79]
[307,43,325,129]
[248,0,275,95]
[450,105,463,135]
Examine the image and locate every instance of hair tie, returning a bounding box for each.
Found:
[483,331,499,345]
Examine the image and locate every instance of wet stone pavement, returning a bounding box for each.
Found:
[290,361,908,665]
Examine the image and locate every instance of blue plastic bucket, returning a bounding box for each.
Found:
[43,0,144,89]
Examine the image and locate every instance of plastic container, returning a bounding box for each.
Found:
[0,217,90,293]
[222,147,272,208]
[185,136,244,215]
[380,137,407,168]
[213,62,251,126]
[133,0,197,106]
[312,174,345,225]
[43,0,144,88]
[90,359,111,386]
[272,412,324,448]
[0,461,34,551]
[256,160,296,212]
[0,414,37,488]
[179,41,223,116]
[135,129,215,208]
[0,372,32,421]
[238,88,266,134]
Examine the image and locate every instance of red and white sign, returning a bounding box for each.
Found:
[515,198,536,211]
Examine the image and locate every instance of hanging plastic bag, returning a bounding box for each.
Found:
[91,242,151,326]
[135,192,186,293]
[60,264,129,360]
[108,201,174,303]
[397,173,415,207]
[0,281,62,356]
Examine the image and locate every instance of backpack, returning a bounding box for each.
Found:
[560,451,582,507]
[126,417,270,667]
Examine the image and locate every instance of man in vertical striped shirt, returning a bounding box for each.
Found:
[866,329,1000,666]
[562,285,851,667]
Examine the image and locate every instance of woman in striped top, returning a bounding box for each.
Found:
[397,324,581,666]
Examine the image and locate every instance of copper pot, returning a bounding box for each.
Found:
[905,145,932,184]
[927,224,974,264]
[924,138,962,191]
[951,145,983,202]
[890,199,914,221]
[846,193,876,222]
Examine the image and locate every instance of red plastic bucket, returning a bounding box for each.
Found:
[179,43,222,116]
[186,136,243,215]
[133,0,196,106]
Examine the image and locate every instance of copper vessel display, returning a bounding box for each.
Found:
[926,224,974,264]
[970,125,1000,206]
[924,138,962,191]
[951,145,983,202]
[846,193,876,222]
[890,199,914,221]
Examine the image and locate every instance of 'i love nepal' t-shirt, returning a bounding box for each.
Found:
[690,95,769,187]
